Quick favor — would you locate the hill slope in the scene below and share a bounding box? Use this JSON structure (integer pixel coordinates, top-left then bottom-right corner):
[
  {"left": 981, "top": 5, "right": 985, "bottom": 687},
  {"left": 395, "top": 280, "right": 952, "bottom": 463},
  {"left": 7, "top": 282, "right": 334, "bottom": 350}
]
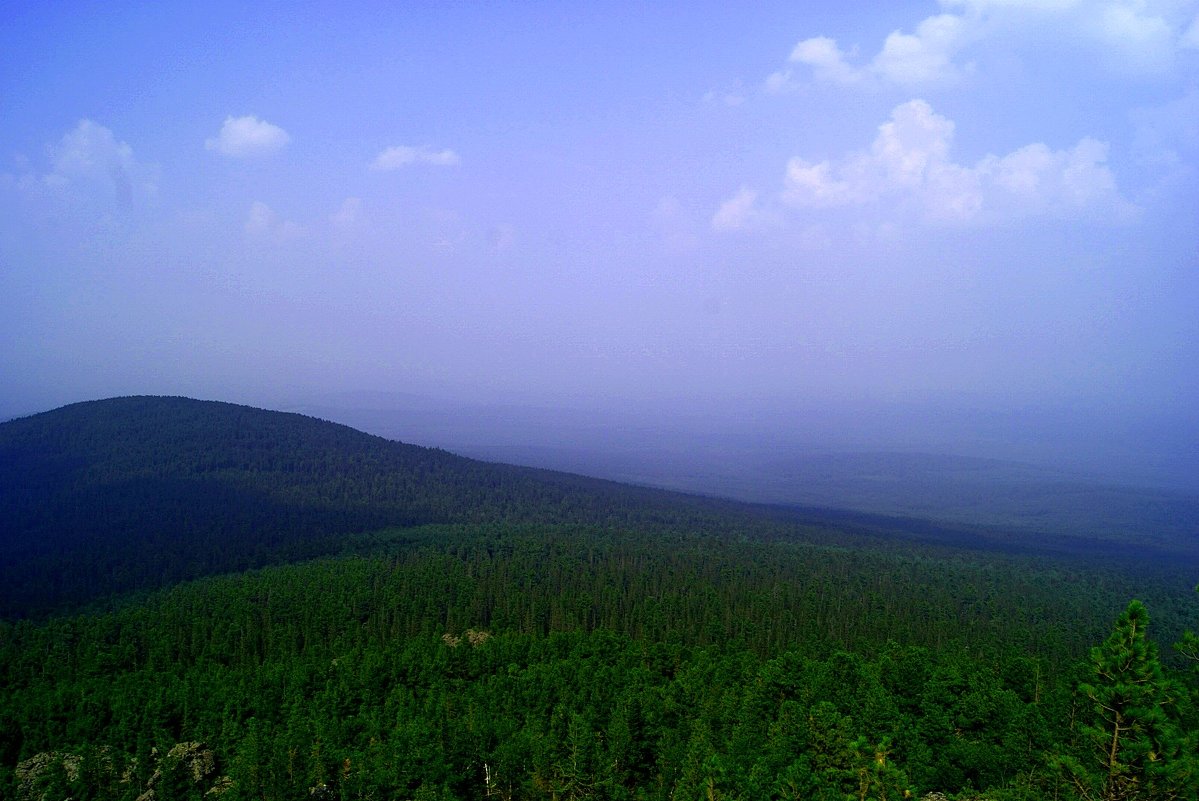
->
[
  {"left": 0, "top": 396, "right": 770, "bottom": 615},
  {"left": 2, "top": 396, "right": 1194, "bottom": 618}
]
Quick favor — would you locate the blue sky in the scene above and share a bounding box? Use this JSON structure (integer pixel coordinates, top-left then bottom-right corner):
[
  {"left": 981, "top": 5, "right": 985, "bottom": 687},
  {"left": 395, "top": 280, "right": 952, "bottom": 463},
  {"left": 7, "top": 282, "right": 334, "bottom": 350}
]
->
[{"left": 2, "top": 1, "right": 1197, "bottom": 477}]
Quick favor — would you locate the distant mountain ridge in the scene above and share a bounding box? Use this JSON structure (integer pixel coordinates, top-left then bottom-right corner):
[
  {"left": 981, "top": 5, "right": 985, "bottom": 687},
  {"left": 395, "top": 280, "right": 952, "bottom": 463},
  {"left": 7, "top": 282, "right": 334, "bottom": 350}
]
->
[{"left": 294, "top": 399, "right": 1199, "bottom": 546}]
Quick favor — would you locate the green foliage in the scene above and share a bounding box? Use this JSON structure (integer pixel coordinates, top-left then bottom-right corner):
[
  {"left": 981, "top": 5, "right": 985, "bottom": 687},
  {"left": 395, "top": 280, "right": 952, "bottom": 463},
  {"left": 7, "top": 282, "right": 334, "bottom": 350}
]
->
[
  {"left": 1054, "top": 600, "right": 1198, "bottom": 801},
  {"left": 1175, "top": 586, "right": 1199, "bottom": 673}
]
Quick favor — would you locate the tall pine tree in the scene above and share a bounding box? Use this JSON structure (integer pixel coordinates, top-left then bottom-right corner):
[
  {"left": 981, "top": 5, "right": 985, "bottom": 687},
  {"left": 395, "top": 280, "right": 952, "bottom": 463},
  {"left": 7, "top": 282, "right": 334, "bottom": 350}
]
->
[{"left": 1054, "top": 600, "right": 1196, "bottom": 801}]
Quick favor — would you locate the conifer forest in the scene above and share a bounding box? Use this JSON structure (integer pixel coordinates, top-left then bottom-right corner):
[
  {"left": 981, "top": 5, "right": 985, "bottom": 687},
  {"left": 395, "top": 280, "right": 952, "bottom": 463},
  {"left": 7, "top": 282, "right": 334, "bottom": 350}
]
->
[{"left": 2, "top": 398, "right": 1197, "bottom": 800}]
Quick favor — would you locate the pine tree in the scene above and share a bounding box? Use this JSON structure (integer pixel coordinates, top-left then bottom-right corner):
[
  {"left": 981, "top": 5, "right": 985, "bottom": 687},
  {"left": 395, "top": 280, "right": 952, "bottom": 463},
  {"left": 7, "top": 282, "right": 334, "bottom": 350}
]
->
[
  {"left": 1174, "top": 585, "right": 1199, "bottom": 668},
  {"left": 1054, "top": 600, "right": 1197, "bottom": 801}
]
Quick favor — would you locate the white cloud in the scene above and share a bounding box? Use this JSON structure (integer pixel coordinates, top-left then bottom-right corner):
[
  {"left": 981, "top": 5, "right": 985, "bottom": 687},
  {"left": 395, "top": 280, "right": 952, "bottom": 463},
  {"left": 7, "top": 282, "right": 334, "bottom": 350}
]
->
[
  {"left": 782, "top": 159, "right": 859, "bottom": 206},
  {"left": 876, "top": 14, "right": 973, "bottom": 85},
  {"left": 1092, "top": 4, "right": 1176, "bottom": 73},
  {"left": 989, "top": 137, "right": 1122, "bottom": 213},
  {"left": 371, "top": 145, "right": 461, "bottom": 170},
  {"left": 206, "top": 116, "right": 290, "bottom": 158},
  {"left": 939, "top": 0, "right": 1081, "bottom": 11},
  {"left": 782, "top": 101, "right": 962, "bottom": 211},
  {"left": 764, "top": 100, "right": 1131, "bottom": 225},
  {"left": 772, "top": 13, "right": 974, "bottom": 89},
  {"left": 774, "top": 20, "right": 971, "bottom": 89},
  {"left": 42, "top": 119, "right": 158, "bottom": 204},
  {"left": 789, "top": 37, "right": 863, "bottom": 84},
  {"left": 774, "top": 0, "right": 1195, "bottom": 88},
  {"left": 245, "top": 201, "right": 303, "bottom": 241},
  {"left": 711, "top": 187, "right": 780, "bottom": 231},
  {"left": 764, "top": 69, "right": 798, "bottom": 94},
  {"left": 873, "top": 99, "right": 956, "bottom": 185}
]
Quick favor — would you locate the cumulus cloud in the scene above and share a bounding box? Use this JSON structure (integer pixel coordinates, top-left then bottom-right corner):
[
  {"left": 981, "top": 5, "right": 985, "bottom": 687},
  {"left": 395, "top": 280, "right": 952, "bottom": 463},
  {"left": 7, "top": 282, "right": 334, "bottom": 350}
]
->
[
  {"left": 206, "top": 116, "right": 290, "bottom": 157},
  {"left": 711, "top": 187, "right": 781, "bottom": 232},
  {"left": 778, "top": 100, "right": 1129, "bottom": 223},
  {"left": 1093, "top": 4, "right": 1176, "bottom": 73},
  {"left": 767, "top": 37, "right": 865, "bottom": 91},
  {"left": 772, "top": 0, "right": 1194, "bottom": 89},
  {"left": 953, "top": 1, "right": 1080, "bottom": 8},
  {"left": 245, "top": 201, "right": 303, "bottom": 241},
  {"left": 880, "top": 13, "right": 978, "bottom": 84},
  {"left": 40, "top": 119, "right": 158, "bottom": 204},
  {"left": 770, "top": 14, "right": 973, "bottom": 89},
  {"left": 791, "top": 37, "right": 858, "bottom": 80},
  {"left": 717, "top": 100, "right": 1130, "bottom": 228},
  {"left": 371, "top": 145, "right": 460, "bottom": 170}
]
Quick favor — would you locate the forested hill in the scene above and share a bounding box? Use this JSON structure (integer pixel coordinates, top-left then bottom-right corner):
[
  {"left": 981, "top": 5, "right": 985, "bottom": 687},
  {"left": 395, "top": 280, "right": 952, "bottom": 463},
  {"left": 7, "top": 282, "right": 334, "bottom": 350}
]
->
[
  {"left": 2, "top": 396, "right": 1194, "bottom": 620},
  {"left": 0, "top": 395, "right": 757, "bottom": 616}
]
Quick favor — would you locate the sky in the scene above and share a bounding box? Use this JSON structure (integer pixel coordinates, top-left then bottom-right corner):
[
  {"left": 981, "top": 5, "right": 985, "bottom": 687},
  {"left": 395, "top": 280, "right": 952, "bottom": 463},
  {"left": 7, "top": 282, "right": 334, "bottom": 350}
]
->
[{"left": 2, "top": 1, "right": 1197, "bottom": 485}]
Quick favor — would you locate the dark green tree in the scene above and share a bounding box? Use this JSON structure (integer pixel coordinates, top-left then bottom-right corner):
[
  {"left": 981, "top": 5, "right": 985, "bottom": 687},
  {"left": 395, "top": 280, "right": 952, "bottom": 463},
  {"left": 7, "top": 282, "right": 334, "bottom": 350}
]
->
[
  {"left": 1054, "top": 600, "right": 1197, "bottom": 801},
  {"left": 1174, "top": 585, "right": 1199, "bottom": 669}
]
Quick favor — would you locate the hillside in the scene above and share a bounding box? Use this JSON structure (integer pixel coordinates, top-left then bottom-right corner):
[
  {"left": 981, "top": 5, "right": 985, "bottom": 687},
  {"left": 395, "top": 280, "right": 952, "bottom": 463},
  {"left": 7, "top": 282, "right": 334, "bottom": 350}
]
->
[
  {"left": 3, "top": 396, "right": 1196, "bottom": 619},
  {"left": 0, "top": 396, "right": 761, "bottom": 616}
]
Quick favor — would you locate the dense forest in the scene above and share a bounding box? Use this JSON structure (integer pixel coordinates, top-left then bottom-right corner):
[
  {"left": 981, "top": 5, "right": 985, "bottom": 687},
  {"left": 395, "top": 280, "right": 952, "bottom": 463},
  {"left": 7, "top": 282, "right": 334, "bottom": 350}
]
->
[{"left": 1, "top": 398, "right": 1197, "bottom": 800}]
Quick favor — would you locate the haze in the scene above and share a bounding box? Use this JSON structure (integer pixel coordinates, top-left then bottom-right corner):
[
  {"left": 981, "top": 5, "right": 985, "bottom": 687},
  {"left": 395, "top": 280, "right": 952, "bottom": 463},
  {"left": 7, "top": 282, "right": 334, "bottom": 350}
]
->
[{"left": 2, "top": 2, "right": 1197, "bottom": 492}]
